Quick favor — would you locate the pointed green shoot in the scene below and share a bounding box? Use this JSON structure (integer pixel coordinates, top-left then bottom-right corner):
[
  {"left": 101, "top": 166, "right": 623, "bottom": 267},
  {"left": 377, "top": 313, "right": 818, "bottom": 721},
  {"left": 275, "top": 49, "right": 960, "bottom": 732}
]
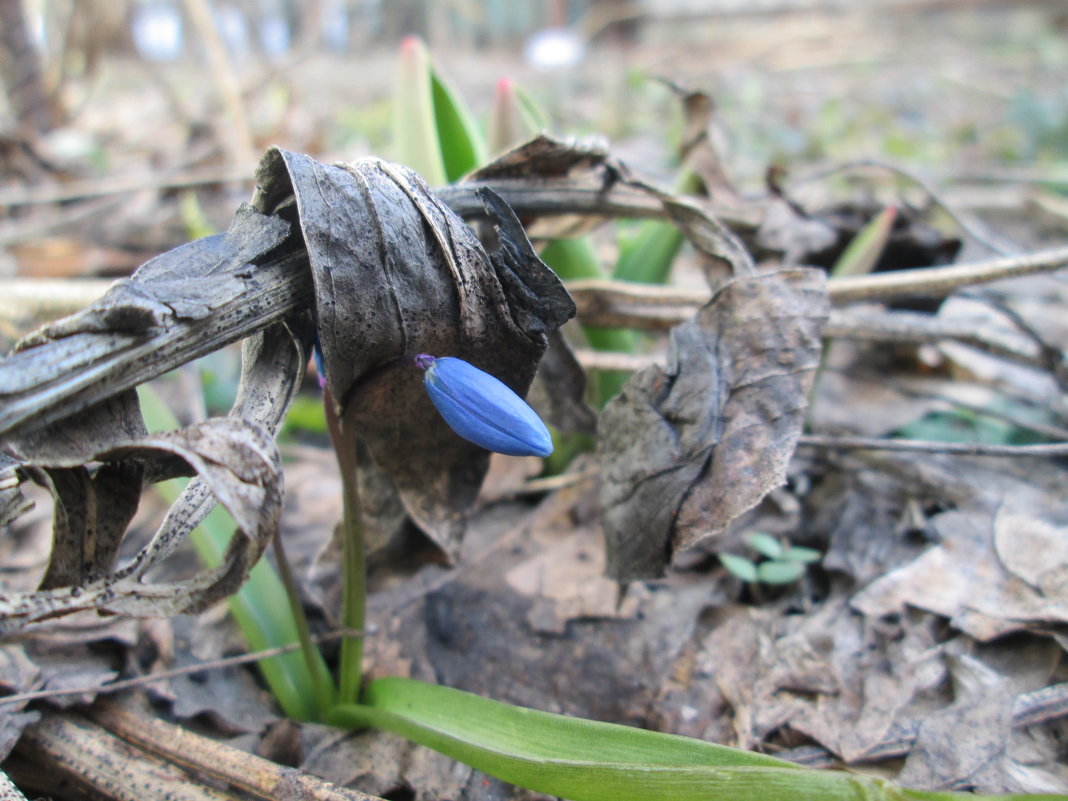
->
[
  {"left": 831, "top": 205, "right": 898, "bottom": 278},
  {"left": 430, "top": 65, "right": 487, "bottom": 181},
  {"left": 538, "top": 237, "right": 637, "bottom": 406},
  {"left": 392, "top": 35, "right": 447, "bottom": 187},
  {"left": 488, "top": 76, "right": 547, "bottom": 155}
]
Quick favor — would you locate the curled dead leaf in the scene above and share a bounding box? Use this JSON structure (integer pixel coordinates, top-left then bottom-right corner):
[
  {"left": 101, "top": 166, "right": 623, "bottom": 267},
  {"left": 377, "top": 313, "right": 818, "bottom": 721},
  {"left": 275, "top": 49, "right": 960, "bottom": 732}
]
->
[{"left": 599, "top": 268, "right": 828, "bottom": 582}]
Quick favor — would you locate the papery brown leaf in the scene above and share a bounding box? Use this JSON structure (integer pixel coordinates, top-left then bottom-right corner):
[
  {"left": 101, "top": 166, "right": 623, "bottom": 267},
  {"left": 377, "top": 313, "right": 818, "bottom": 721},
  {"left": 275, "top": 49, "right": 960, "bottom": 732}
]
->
[
  {"left": 599, "top": 268, "right": 828, "bottom": 581},
  {"left": 0, "top": 401, "right": 283, "bottom": 634},
  {"left": 851, "top": 490, "right": 1068, "bottom": 640},
  {"left": 252, "top": 149, "right": 574, "bottom": 556},
  {"left": 0, "top": 204, "right": 304, "bottom": 439}
]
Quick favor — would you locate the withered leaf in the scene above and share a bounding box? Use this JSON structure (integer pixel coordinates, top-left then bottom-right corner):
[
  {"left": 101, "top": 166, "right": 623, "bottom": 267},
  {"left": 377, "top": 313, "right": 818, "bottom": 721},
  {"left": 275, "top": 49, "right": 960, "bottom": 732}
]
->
[
  {"left": 851, "top": 490, "right": 1068, "bottom": 640},
  {"left": 0, "top": 315, "right": 302, "bottom": 637},
  {"left": 599, "top": 268, "right": 828, "bottom": 581},
  {"left": 0, "top": 204, "right": 306, "bottom": 439},
  {"left": 252, "top": 149, "right": 574, "bottom": 556}
]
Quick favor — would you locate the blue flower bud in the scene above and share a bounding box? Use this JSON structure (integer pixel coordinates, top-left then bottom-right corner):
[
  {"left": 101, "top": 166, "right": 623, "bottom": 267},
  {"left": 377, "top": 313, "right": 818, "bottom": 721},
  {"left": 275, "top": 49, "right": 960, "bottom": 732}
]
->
[{"left": 416, "top": 354, "right": 553, "bottom": 458}]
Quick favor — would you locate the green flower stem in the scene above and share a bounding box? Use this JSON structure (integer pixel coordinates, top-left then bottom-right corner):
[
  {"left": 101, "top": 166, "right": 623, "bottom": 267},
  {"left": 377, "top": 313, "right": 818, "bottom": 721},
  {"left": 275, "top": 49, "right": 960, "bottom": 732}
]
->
[{"left": 325, "top": 387, "right": 367, "bottom": 705}]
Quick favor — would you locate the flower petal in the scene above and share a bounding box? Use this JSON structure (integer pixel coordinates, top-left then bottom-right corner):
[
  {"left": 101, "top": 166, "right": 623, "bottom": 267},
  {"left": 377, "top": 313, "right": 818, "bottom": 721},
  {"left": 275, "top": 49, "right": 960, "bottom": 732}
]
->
[{"left": 421, "top": 356, "right": 552, "bottom": 457}]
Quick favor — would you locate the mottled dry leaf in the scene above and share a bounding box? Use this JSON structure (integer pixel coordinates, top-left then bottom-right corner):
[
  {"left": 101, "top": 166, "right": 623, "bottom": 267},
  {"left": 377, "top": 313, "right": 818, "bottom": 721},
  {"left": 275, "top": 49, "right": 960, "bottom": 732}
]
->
[
  {"left": 1, "top": 387, "right": 287, "bottom": 634},
  {"left": 994, "top": 511, "right": 1068, "bottom": 597},
  {"left": 696, "top": 600, "right": 945, "bottom": 761},
  {"left": 599, "top": 268, "right": 828, "bottom": 581},
  {"left": 851, "top": 492, "right": 1068, "bottom": 640},
  {"left": 252, "top": 149, "right": 574, "bottom": 557},
  {"left": 898, "top": 654, "right": 1066, "bottom": 795},
  {"left": 504, "top": 526, "right": 641, "bottom": 634}
]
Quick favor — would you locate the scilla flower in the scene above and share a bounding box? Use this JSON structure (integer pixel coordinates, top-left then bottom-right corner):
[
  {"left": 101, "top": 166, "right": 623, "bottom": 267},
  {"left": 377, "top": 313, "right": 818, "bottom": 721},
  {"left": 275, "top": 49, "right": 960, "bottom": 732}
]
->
[{"left": 415, "top": 354, "right": 553, "bottom": 458}]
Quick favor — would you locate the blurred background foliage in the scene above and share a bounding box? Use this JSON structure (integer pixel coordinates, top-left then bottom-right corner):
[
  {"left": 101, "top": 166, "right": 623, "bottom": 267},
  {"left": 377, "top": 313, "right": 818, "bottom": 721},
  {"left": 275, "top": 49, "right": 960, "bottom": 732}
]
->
[{"left": 3, "top": 0, "right": 1068, "bottom": 189}]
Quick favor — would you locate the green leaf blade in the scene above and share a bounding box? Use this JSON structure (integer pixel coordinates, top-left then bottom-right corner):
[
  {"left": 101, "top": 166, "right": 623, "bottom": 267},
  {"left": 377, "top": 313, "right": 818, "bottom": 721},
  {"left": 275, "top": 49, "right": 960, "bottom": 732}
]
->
[
  {"left": 757, "top": 560, "right": 806, "bottom": 585},
  {"left": 392, "top": 35, "right": 448, "bottom": 187},
  {"left": 430, "top": 66, "right": 487, "bottom": 181},
  {"left": 830, "top": 205, "right": 898, "bottom": 278},
  {"left": 745, "top": 531, "right": 784, "bottom": 560},
  {"left": 327, "top": 678, "right": 930, "bottom": 801}
]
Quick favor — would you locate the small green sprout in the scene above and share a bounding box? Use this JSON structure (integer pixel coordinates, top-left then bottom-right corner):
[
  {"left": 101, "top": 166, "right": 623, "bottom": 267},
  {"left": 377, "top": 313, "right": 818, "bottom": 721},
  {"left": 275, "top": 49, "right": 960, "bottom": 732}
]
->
[{"left": 719, "top": 532, "right": 822, "bottom": 586}]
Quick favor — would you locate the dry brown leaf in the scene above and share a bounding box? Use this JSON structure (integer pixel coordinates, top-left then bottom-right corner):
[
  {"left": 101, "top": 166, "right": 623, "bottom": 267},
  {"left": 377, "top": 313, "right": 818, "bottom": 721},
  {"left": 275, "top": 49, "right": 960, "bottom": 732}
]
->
[
  {"left": 851, "top": 491, "right": 1068, "bottom": 641},
  {"left": 599, "top": 267, "right": 828, "bottom": 581},
  {"left": 504, "top": 526, "right": 641, "bottom": 634},
  {"left": 253, "top": 150, "right": 574, "bottom": 558}
]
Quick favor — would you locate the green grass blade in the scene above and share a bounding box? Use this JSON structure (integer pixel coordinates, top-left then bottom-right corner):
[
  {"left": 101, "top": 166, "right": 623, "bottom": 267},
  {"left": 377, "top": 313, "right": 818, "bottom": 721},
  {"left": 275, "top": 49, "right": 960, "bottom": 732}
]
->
[
  {"left": 327, "top": 678, "right": 1048, "bottom": 801},
  {"left": 613, "top": 220, "right": 685, "bottom": 284},
  {"left": 539, "top": 237, "right": 636, "bottom": 405},
  {"left": 488, "top": 77, "right": 547, "bottom": 155},
  {"left": 513, "top": 84, "right": 550, "bottom": 133},
  {"left": 392, "top": 35, "right": 447, "bottom": 187},
  {"left": 430, "top": 65, "right": 487, "bottom": 181},
  {"left": 613, "top": 169, "right": 700, "bottom": 285},
  {"left": 831, "top": 205, "right": 898, "bottom": 278},
  {"left": 137, "top": 384, "right": 335, "bottom": 721},
  {"left": 718, "top": 553, "right": 759, "bottom": 583}
]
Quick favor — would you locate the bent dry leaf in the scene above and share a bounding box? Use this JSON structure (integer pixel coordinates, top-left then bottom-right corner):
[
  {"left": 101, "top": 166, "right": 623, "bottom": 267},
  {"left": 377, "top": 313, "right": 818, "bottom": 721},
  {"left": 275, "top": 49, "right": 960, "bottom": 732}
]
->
[
  {"left": 599, "top": 268, "right": 828, "bottom": 582},
  {"left": 0, "top": 398, "right": 283, "bottom": 635},
  {"left": 252, "top": 148, "right": 574, "bottom": 557}
]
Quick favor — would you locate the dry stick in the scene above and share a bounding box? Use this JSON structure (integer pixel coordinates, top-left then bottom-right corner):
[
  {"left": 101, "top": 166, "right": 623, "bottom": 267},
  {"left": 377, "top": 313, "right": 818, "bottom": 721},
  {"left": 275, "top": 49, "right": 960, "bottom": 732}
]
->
[
  {"left": 0, "top": 167, "right": 254, "bottom": 208},
  {"left": 182, "top": 0, "right": 256, "bottom": 170},
  {"left": 0, "top": 631, "right": 357, "bottom": 709},
  {"left": 89, "top": 697, "right": 380, "bottom": 801},
  {"left": 13, "top": 711, "right": 240, "bottom": 801},
  {"left": 788, "top": 157, "right": 1019, "bottom": 256},
  {"left": 0, "top": 769, "right": 28, "bottom": 801},
  {"left": 796, "top": 434, "right": 1068, "bottom": 458},
  {"left": 828, "top": 244, "right": 1068, "bottom": 303},
  {"left": 567, "top": 243, "right": 1068, "bottom": 320}
]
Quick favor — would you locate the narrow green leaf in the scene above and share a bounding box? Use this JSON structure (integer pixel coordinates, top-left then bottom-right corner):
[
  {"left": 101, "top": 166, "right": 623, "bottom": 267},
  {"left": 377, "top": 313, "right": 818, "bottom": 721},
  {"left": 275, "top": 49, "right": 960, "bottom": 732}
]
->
[
  {"left": 392, "top": 35, "right": 447, "bottom": 187},
  {"left": 488, "top": 77, "right": 548, "bottom": 155},
  {"left": 719, "top": 553, "right": 759, "bottom": 583},
  {"left": 612, "top": 169, "right": 700, "bottom": 285},
  {"left": 745, "top": 531, "right": 784, "bottom": 560},
  {"left": 513, "top": 84, "right": 550, "bottom": 132},
  {"left": 757, "top": 560, "right": 806, "bottom": 585},
  {"left": 430, "top": 65, "right": 487, "bottom": 181},
  {"left": 326, "top": 678, "right": 1015, "bottom": 801},
  {"left": 830, "top": 205, "right": 898, "bottom": 278},
  {"left": 613, "top": 220, "right": 685, "bottom": 284},
  {"left": 138, "top": 384, "right": 335, "bottom": 721},
  {"left": 539, "top": 237, "right": 636, "bottom": 406},
  {"left": 783, "top": 545, "right": 823, "bottom": 564}
]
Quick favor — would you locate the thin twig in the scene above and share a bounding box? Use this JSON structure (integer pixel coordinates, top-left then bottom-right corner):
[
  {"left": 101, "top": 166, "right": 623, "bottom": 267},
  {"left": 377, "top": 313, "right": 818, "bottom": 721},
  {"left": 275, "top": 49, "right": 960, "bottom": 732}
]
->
[
  {"left": 182, "top": 0, "right": 256, "bottom": 169},
  {"left": 789, "top": 157, "right": 1020, "bottom": 256},
  {"left": 797, "top": 434, "right": 1068, "bottom": 457},
  {"left": 0, "top": 630, "right": 358, "bottom": 709},
  {"left": 89, "top": 698, "right": 378, "bottom": 801},
  {"left": 0, "top": 168, "right": 253, "bottom": 208},
  {"left": 567, "top": 244, "right": 1068, "bottom": 320},
  {"left": 829, "top": 244, "right": 1068, "bottom": 303}
]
